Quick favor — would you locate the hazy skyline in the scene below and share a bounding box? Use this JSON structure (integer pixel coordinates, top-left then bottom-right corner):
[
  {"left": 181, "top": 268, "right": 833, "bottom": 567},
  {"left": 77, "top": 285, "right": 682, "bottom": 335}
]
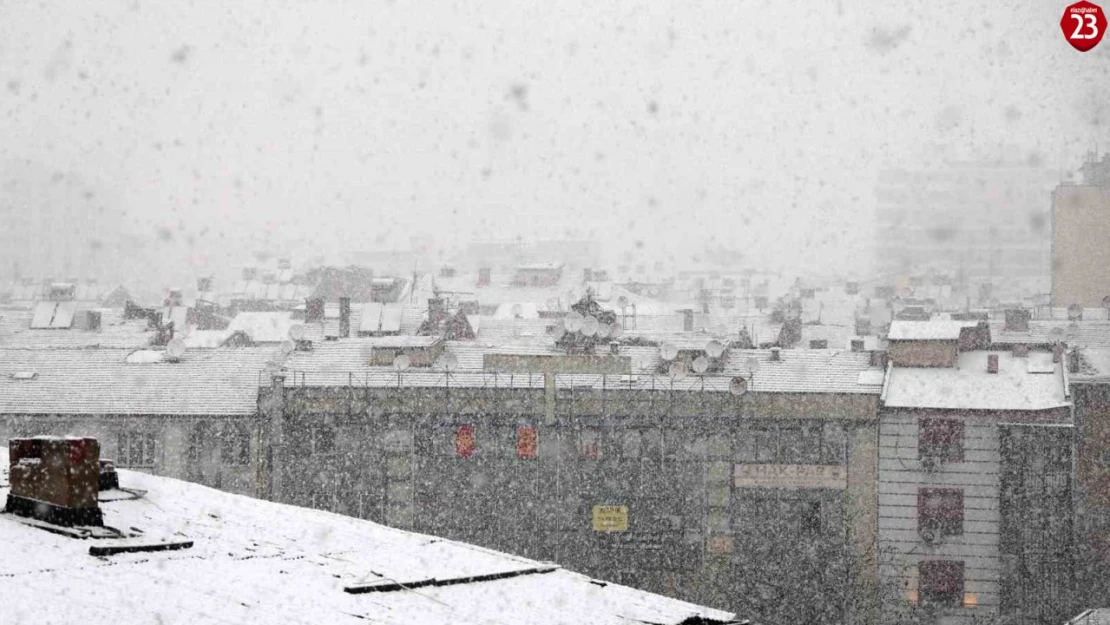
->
[{"left": 2, "top": 0, "right": 1108, "bottom": 285}]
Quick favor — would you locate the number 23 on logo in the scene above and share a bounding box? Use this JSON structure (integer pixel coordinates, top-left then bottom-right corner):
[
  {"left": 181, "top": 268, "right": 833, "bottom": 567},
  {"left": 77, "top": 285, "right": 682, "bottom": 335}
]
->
[{"left": 1061, "top": 1, "right": 1107, "bottom": 52}]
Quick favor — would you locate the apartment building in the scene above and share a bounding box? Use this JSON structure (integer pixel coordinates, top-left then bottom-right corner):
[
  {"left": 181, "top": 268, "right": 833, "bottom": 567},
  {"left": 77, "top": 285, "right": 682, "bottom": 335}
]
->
[{"left": 878, "top": 320, "right": 1074, "bottom": 625}]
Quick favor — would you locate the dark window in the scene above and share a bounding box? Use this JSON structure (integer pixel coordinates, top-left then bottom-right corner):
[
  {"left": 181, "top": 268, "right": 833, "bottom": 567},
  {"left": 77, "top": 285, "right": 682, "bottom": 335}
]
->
[
  {"left": 580, "top": 429, "right": 601, "bottom": 460},
  {"left": 516, "top": 425, "right": 538, "bottom": 459},
  {"left": 802, "top": 500, "right": 822, "bottom": 534},
  {"left": 118, "top": 432, "right": 156, "bottom": 468},
  {"left": 920, "top": 419, "right": 964, "bottom": 463},
  {"left": 315, "top": 425, "right": 336, "bottom": 454},
  {"left": 919, "top": 560, "right": 964, "bottom": 607},
  {"left": 221, "top": 423, "right": 251, "bottom": 465},
  {"left": 919, "top": 488, "right": 964, "bottom": 536}
]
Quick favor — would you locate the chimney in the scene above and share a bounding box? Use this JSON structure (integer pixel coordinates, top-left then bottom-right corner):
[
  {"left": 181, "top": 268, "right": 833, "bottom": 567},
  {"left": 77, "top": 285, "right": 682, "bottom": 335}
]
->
[
  {"left": 1053, "top": 343, "right": 1065, "bottom": 363},
  {"left": 583, "top": 268, "right": 593, "bottom": 283},
  {"left": 770, "top": 347, "right": 781, "bottom": 361},
  {"left": 1012, "top": 344, "right": 1029, "bottom": 358},
  {"left": 85, "top": 310, "right": 102, "bottom": 332},
  {"left": 869, "top": 350, "right": 889, "bottom": 368},
  {"left": 1004, "top": 309, "right": 1030, "bottom": 332},
  {"left": 987, "top": 354, "right": 999, "bottom": 374},
  {"left": 609, "top": 341, "right": 620, "bottom": 355},
  {"left": 242, "top": 266, "right": 259, "bottom": 281},
  {"left": 478, "top": 268, "right": 491, "bottom": 286},
  {"left": 339, "top": 297, "right": 351, "bottom": 338},
  {"left": 196, "top": 277, "right": 213, "bottom": 292},
  {"left": 305, "top": 298, "right": 325, "bottom": 323},
  {"left": 428, "top": 297, "right": 447, "bottom": 319},
  {"left": 682, "top": 309, "right": 694, "bottom": 332},
  {"left": 851, "top": 339, "right": 865, "bottom": 352},
  {"left": 1068, "top": 349, "right": 1080, "bottom": 374}
]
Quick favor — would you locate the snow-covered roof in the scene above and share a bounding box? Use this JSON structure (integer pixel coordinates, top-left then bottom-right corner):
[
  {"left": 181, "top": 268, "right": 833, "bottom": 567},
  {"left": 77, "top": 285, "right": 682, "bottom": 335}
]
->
[
  {"left": 882, "top": 351, "right": 1070, "bottom": 411},
  {"left": 0, "top": 449, "right": 735, "bottom": 625},
  {"left": 886, "top": 319, "right": 978, "bottom": 341},
  {"left": 0, "top": 347, "right": 280, "bottom": 415},
  {"left": 226, "top": 311, "right": 300, "bottom": 343},
  {"left": 282, "top": 343, "right": 884, "bottom": 395},
  {"left": 0, "top": 308, "right": 152, "bottom": 349},
  {"left": 989, "top": 319, "right": 1110, "bottom": 349}
]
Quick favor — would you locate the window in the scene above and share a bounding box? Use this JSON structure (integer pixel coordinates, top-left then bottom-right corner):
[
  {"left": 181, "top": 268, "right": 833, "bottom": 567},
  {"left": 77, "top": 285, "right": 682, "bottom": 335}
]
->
[
  {"left": 118, "top": 432, "right": 156, "bottom": 468},
  {"left": 455, "top": 425, "right": 476, "bottom": 458},
  {"left": 315, "top": 425, "right": 336, "bottom": 454},
  {"left": 919, "top": 488, "right": 964, "bottom": 536},
  {"left": 579, "top": 429, "right": 601, "bottom": 460},
  {"left": 919, "top": 560, "right": 964, "bottom": 607},
  {"left": 739, "top": 422, "right": 824, "bottom": 464},
  {"left": 221, "top": 423, "right": 251, "bottom": 465},
  {"left": 801, "top": 500, "right": 822, "bottom": 534},
  {"left": 516, "top": 425, "right": 538, "bottom": 459},
  {"left": 920, "top": 419, "right": 964, "bottom": 463}
]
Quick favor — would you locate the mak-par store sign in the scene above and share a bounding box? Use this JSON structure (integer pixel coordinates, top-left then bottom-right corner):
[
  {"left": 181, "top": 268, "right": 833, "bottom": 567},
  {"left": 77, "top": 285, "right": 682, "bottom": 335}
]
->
[{"left": 733, "top": 464, "right": 847, "bottom": 490}]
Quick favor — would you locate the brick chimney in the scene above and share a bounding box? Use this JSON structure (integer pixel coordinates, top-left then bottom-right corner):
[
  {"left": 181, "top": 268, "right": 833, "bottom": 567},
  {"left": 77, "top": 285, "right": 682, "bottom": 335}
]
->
[
  {"left": 1004, "top": 309, "right": 1030, "bottom": 332},
  {"left": 339, "top": 297, "right": 351, "bottom": 338},
  {"left": 770, "top": 347, "right": 781, "bottom": 361},
  {"left": 987, "top": 354, "right": 999, "bottom": 374}
]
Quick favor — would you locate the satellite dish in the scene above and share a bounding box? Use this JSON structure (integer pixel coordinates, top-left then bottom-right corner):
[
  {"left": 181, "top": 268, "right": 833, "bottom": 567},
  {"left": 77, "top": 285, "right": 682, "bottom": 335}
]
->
[
  {"left": 596, "top": 323, "right": 611, "bottom": 339},
  {"left": 511, "top": 303, "right": 524, "bottom": 317},
  {"left": 706, "top": 340, "right": 725, "bottom": 358},
  {"left": 581, "top": 315, "right": 599, "bottom": 336},
  {"left": 729, "top": 376, "right": 748, "bottom": 396},
  {"left": 660, "top": 343, "right": 678, "bottom": 361},
  {"left": 692, "top": 356, "right": 709, "bottom": 374},
  {"left": 617, "top": 295, "right": 629, "bottom": 308},
  {"left": 1049, "top": 326, "right": 1066, "bottom": 340},
  {"left": 1067, "top": 304, "right": 1083, "bottom": 321},
  {"left": 280, "top": 340, "right": 295, "bottom": 355},
  {"left": 288, "top": 324, "right": 306, "bottom": 341},
  {"left": 443, "top": 352, "right": 459, "bottom": 371},
  {"left": 746, "top": 357, "right": 761, "bottom": 375},
  {"left": 610, "top": 323, "right": 624, "bottom": 338},
  {"left": 393, "top": 354, "right": 411, "bottom": 371},
  {"left": 715, "top": 323, "right": 729, "bottom": 336},
  {"left": 565, "top": 311, "right": 583, "bottom": 332},
  {"left": 552, "top": 324, "right": 567, "bottom": 340},
  {"left": 669, "top": 361, "right": 688, "bottom": 380},
  {"left": 166, "top": 338, "right": 186, "bottom": 359}
]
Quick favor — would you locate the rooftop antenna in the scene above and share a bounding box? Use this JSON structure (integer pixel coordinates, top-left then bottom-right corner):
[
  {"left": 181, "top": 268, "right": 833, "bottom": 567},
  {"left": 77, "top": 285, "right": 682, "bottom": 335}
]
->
[
  {"left": 393, "top": 353, "right": 410, "bottom": 389},
  {"left": 443, "top": 351, "right": 458, "bottom": 394}
]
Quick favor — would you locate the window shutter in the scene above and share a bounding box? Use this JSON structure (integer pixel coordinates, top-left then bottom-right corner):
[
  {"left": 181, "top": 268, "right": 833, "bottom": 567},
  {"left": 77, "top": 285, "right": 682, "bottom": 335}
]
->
[
  {"left": 455, "top": 425, "right": 476, "bottom": 458},
  {"left": 516, "top": 426, "right": 538, "bottom": 459}
]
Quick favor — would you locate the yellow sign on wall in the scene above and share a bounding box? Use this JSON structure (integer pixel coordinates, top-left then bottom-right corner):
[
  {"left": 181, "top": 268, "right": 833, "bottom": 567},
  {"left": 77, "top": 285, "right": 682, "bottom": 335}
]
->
[{"left": 592, "top": 505, "right": 628, "bottom": 532}]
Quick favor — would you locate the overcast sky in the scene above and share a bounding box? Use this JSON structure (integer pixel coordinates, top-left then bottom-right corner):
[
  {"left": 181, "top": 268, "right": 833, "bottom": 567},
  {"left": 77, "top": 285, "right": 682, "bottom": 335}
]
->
[{"left": 2, "top": 0, "right": 1107, "bottom": 282}]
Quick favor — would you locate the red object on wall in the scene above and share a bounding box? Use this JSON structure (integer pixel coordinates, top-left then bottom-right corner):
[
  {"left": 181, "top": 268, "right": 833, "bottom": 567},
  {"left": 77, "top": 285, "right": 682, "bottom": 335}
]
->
[
  {"left": 455, "top": 425, "right": 476, "bottom": 458},
  {"left": 69, "top": 438, "right": 88, "bottom": 465},
  {"left": 517, "top": 426, "right": 538, "bottom": 459}
]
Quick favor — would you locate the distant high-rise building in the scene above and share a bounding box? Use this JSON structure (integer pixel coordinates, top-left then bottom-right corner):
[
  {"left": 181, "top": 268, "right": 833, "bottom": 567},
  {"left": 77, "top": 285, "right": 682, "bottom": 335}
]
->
[
  {"left": 1051, "top": 153, "right": 1110, "bottom": 308},
  {"left": 874, "top": 162, "right": 1058, "bottom": 293}
]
